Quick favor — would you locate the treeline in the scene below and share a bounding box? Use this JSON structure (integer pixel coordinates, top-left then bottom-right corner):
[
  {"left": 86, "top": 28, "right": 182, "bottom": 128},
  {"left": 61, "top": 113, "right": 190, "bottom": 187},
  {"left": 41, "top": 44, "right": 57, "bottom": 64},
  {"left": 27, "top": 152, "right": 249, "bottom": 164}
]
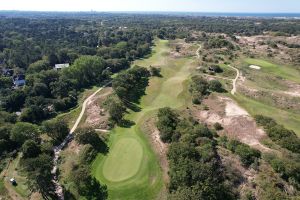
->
[{"left": 156, "top": 107, "right": 235, "bottom": 199}]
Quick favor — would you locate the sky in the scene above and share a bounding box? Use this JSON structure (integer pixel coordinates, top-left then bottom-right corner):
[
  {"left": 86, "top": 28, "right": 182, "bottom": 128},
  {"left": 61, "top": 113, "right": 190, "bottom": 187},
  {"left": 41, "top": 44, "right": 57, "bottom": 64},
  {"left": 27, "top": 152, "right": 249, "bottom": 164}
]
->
[{"left": 0, "top": 0, "right": 299, "bottom": 13}]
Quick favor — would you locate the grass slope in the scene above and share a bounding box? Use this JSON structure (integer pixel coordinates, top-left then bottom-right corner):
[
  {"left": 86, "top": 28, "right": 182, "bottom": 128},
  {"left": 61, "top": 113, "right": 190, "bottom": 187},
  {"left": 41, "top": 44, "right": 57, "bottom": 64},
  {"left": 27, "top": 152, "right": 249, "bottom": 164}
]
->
[{"left": 92, "top": 39, "right": 194, "bottom": 200}]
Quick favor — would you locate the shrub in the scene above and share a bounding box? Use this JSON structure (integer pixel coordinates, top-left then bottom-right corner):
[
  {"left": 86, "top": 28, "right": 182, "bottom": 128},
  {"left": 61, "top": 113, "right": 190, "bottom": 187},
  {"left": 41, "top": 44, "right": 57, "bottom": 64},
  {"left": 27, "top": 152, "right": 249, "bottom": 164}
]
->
[
  {"left": 214, "top": 122, "right": 223, "bottom": 130},
  {"left": 156, "top": 107, "right": 179, "bottom": 143},
  {"left": 209, "top": 80, "right": 223, "bottom": 92}
]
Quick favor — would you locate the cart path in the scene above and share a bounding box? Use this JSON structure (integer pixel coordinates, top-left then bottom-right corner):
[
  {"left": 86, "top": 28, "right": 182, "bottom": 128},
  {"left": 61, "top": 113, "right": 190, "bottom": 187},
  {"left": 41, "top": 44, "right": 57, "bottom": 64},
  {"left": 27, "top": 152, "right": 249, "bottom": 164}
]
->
[{"left": 229, "top": 65, "right": 240, "bottom": 95}]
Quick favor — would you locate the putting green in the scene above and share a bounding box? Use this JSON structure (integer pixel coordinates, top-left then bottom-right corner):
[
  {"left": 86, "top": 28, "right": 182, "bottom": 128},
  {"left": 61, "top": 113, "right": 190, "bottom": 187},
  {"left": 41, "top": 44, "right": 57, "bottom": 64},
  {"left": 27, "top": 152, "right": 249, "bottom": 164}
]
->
[{"left": 102, "top": 138, "right": 143, "bottom": 182}]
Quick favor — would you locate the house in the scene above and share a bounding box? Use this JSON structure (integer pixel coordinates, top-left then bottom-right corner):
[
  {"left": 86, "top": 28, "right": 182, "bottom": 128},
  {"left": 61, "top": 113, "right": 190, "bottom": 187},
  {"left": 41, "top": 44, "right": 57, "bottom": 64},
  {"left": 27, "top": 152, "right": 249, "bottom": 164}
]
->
[
  {"left": 13, "top": 75, "right": 26, "bottom": 87},
  {"left": 54, "top": 63, "right": 70, "bottom": 71}
]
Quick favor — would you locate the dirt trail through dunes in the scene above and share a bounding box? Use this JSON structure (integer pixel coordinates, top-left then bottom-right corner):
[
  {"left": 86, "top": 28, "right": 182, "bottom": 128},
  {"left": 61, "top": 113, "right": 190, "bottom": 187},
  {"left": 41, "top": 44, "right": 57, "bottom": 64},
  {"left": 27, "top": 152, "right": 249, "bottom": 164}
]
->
[
  {"left": 193, "top": 95, "right": 272, "bottom": 152},
  {"left": 229, "top": 65, "right": 239, "bottom": 95}
]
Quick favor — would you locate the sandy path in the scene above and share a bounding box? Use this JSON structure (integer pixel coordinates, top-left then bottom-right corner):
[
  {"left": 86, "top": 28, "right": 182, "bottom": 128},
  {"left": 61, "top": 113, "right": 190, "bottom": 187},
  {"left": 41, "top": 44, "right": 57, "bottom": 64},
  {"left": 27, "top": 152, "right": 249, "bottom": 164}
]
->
[{"left": 229, "top": 65, "right": 239, "bottom": 95}]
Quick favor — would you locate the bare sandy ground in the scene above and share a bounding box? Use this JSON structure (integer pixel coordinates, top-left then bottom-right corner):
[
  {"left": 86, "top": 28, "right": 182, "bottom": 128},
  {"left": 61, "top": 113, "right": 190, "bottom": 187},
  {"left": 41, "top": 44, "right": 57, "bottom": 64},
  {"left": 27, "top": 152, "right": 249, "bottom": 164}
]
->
[
  {"left": 193, "top": 95, "right": 271, "bottom": 152},
  {"left": 85, "top": 88, "right": 112, "bottom": 129}
]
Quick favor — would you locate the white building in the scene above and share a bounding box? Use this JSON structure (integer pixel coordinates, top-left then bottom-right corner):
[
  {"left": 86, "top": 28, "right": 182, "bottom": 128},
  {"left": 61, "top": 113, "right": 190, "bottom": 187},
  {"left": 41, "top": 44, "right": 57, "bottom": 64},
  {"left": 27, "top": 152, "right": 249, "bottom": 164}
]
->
[{"left": 54, "top": 63, "right": 70, "bottom": 71}]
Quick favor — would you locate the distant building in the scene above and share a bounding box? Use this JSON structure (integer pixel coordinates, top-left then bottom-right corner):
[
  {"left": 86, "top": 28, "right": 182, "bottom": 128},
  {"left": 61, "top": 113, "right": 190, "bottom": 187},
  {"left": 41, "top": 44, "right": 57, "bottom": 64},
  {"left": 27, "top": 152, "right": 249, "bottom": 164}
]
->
[
  {"left": 13, "top": 75, "right": 26, "bottom": 87},
  {"left": 54, "top": 63, "right": 70, "bottom": 71}
]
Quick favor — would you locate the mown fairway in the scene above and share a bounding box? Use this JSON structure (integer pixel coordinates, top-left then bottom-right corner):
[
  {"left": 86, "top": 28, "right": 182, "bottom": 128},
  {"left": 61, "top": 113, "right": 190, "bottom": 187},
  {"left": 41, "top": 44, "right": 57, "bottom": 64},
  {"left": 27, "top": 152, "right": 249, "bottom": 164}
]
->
[{"left": 92, "top": 40, "right": 194, "bottom": 199}]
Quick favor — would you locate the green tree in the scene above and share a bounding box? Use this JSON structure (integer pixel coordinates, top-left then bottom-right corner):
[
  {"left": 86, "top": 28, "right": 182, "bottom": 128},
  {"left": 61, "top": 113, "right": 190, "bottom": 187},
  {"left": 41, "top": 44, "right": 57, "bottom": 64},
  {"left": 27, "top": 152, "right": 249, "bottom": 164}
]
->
[
  {"left": 42, "top": 119, "right": 69, "bottom": 144},
  {"left": 157, "top": 107, "right": 179, "bottom": 143},
  {"left": 71, "top": 165, "right": 108, "bottom": 199},
  {"left": 21, "top": 140, "right": 41, "bottom": 158},
  {"left": 10, "top": 122, "right": 40, "bottom": 146},
  {"left": 27, "top": 59, "right": 51, "bottom": 73}
]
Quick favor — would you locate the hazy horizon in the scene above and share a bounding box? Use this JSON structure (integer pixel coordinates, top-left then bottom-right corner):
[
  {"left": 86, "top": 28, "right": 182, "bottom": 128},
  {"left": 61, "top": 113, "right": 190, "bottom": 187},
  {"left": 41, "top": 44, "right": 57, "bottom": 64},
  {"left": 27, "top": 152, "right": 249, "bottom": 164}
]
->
[{"left": 0, "top": 0, "right": 299, "bottom": 13}]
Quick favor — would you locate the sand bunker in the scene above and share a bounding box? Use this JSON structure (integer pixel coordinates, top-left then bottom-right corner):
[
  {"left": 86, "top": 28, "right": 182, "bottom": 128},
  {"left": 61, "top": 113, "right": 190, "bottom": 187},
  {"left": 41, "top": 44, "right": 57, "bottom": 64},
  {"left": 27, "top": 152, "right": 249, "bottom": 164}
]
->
[{"left": 249, "top": 65, "right": 261, "bottom": 70}]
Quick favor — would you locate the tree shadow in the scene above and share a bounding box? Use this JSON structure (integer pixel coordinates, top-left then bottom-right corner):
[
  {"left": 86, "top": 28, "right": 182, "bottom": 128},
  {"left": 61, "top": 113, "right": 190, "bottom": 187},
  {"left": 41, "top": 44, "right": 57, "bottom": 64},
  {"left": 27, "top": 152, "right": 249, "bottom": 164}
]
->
[
  {"left": 118, "top": 119, "right": 136, "bottom": 128},
  {"left": 93, "top": 138, "right": 109, "bottom": 155},
  {"left": 124, "top": 101, "right": 141, "bottom": 112}
]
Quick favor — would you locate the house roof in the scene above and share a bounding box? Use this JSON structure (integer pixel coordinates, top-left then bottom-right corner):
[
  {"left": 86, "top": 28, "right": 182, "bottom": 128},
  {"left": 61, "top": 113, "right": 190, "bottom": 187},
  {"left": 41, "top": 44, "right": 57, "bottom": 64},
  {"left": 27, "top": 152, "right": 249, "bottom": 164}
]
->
[{"left": 55, "top": 63, "right": 70, "bottom": 69}]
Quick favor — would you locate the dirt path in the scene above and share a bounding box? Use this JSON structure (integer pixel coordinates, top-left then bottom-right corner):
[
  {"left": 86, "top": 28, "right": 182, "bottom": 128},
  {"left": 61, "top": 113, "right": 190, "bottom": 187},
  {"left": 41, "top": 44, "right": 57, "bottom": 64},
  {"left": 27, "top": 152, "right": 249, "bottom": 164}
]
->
[
  {"left": 52, "top": 82, "right": 111, "bottom": 200},
  {"left": 229, "top": 65, "right": 239, "bottom": 95}
]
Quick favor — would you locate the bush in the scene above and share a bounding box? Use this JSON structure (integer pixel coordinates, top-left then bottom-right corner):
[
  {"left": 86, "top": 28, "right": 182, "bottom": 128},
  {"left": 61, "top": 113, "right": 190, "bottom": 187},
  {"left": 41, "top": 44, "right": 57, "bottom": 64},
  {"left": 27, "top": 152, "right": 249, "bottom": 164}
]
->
[
  {"left": 209, "top": 80, "right": 223, "bottom": 92},
  {"left": 149, "top": 66, "right": 161, "bottom": 77},
  {"left": 214, "top": 122, "right": 223, "bottom": 130},
  {"left": 227, "top": 140, "right": 261, "bottom": 167}
]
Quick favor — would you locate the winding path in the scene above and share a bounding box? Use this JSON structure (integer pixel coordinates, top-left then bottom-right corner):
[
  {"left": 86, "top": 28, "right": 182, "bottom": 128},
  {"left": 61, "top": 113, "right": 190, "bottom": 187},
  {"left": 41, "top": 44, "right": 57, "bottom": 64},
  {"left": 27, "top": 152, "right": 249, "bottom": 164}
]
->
[
  {"left": 229, "top": 65, "right": 240, "bottom": 95},
  {"left": 195, "top": 44, "right": 240, "bottom": 95},
  {"left": 52, "top": 82, "right": 111, "bottom": 200}
]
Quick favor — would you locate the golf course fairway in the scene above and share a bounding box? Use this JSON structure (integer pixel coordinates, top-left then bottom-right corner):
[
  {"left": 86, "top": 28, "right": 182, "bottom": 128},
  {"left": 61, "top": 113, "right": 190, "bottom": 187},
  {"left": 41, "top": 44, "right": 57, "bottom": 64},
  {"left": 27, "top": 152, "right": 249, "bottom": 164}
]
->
[{"left": 92, "top": 39, "right": 195, "bottom": 200}]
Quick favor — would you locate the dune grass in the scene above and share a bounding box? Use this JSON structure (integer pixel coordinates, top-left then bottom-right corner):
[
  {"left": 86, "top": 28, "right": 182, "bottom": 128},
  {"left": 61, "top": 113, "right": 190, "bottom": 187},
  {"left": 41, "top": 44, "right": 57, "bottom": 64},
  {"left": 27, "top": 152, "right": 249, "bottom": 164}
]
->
[{"left": 92, "top": 39, "right": 194, "bottom": 200}]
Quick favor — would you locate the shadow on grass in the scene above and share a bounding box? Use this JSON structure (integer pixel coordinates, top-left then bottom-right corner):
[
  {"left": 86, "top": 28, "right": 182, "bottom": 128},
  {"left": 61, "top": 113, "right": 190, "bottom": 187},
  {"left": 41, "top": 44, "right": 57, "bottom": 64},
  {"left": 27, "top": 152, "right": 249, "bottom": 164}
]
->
[
  {"left": 94, "top": 139, "right": 109, "bottom": 155},
  {"left": 118, "top": 119, "right": 136, "bottom": 128},
  {"left": 124, "top": 101, "right": 141, "bottom": 112}
]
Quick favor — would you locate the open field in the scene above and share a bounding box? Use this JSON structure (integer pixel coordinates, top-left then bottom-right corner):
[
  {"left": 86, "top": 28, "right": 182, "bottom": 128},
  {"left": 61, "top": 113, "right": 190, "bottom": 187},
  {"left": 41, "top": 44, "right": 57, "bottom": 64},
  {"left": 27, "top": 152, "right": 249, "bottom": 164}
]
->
[{"left": 92, "top": 39, "right": 195, "bottom": 199}]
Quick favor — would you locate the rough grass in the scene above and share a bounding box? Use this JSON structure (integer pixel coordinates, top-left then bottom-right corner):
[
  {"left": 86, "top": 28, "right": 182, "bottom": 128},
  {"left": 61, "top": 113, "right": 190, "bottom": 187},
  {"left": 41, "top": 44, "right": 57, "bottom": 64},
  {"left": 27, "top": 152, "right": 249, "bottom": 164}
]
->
[
  {"left": 3, "top": 155, "right": 30, "bottom": 199},
  {"left": 92, "top": 39, "right": 195, "bottom": 200}
]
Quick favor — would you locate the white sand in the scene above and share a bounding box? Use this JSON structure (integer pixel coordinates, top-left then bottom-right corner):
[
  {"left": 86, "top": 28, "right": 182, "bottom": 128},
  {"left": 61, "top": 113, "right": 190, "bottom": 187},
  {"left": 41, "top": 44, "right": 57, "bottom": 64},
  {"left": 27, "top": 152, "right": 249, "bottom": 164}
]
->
[{"left": 249, "top": 65, "right": 261, "bottom": 70}]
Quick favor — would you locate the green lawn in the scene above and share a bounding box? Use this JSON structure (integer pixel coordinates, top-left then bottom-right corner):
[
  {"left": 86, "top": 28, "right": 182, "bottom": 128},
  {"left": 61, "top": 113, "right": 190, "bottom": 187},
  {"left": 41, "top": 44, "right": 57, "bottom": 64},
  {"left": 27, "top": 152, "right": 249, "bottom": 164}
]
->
[
  {"left": 92, "top": 39, "right": 194, "bottom": 200},
  {"left": 244, "top": 58, "right": 300, "bottom": 84},
  {"left": 102, "top": 138, "right": 143, "bottom": 182}
]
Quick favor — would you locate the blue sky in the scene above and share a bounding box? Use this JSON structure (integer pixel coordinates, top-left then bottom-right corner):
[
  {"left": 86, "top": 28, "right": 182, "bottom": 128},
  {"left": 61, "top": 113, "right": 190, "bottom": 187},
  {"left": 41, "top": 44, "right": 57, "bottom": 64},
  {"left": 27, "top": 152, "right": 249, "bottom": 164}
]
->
[{"left": 0, "top": 0, "right": 299, "bottom": 13}]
